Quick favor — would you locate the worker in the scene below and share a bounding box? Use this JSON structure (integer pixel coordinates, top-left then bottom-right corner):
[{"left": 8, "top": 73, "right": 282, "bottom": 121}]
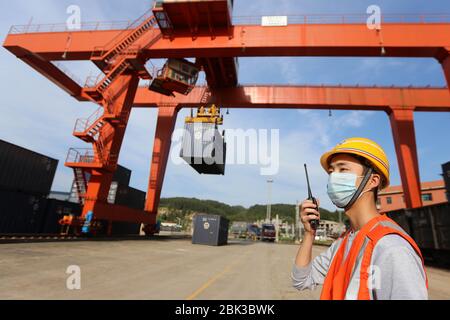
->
[{"left": 291, "top": 137, "right": 428, "bottom": 300}]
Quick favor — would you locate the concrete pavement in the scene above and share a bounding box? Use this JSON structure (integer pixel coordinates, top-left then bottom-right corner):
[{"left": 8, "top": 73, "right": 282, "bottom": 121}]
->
[{"left": 0, "top": 236, "right": 448, "bottom": 300}]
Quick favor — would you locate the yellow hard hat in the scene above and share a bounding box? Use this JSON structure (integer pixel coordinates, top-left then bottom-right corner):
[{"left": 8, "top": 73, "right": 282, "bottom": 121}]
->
[{"left": 320, "top": 137, "right": 390, "bottom": 189}]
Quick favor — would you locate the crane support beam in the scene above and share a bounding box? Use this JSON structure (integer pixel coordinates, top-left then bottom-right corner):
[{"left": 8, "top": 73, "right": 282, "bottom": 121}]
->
[
  {"left": 4, "top": 24, "right": 450, "bottom": 60},
  {"left": 388, "top": 107, "right": 423, "bottom": 209},
  {"left": 133, "top": 86, "right": 450, "bottom": 112},
  {"left": 5, "top": 23, "right": 450, "bottom": 93},
  {"left": 439, "top": 47, "right": 450, "bottom": 89},
  {"left": 145, "top": 105, "right": 179, "bottom": 215},
  {"left": 9, "top": 48, "right": 85, "bottom": 99},
  {"left": 82, "top": 74, "right": 140, "bottom": 221}
]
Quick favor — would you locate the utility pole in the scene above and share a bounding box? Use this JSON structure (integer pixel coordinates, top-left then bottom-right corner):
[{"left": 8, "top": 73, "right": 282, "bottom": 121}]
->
[
  {"left": 275, "top": 214, "right": 279, "bottom": 242},
  {"left": 266, "top": 179, "right": 274, "bottom": 222}
]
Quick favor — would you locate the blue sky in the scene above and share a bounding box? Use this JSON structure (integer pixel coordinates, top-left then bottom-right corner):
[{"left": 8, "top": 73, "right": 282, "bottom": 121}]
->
[{"left": 0, "top": 0, "right": 449, "bottom": 211}]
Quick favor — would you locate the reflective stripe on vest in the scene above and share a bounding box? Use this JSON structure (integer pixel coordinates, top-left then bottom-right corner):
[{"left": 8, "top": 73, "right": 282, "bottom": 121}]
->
[{"left": 320, "top": 214, "right": 428, "bottom": 300}]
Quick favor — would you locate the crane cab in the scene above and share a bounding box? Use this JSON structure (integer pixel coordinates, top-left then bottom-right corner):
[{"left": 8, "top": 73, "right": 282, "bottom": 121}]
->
[{"left": 149, "top": 58, "right": 199, "bottom": 96}]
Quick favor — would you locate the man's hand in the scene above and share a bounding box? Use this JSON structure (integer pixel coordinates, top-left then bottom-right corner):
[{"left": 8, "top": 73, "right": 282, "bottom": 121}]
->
[{"left": 299, "top": 199, "right": 320, "bottom": 234}]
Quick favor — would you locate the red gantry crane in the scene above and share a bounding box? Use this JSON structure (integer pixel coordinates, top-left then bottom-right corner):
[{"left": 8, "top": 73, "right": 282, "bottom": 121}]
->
[{"left": 3, "top": 0, "right": 450, "bottom": 235}]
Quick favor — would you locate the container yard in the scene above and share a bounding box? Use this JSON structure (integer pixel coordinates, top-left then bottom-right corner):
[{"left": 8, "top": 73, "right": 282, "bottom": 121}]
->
[{"left": 1, "top": 0, "right": 450, "bottom": 306}]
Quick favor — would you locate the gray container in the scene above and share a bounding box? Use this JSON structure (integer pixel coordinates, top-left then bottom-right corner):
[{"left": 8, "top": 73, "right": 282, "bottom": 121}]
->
[
  {"left": 180, "top": 123, "right": 226, "bottom": 175},
  {"left": 0, "top": 139, "right": 58, "bottom": 195},
  {"left": 192, "top": 214, "right": 229, "bottom": 246},
  {"left": 0, "top": 190, "right": 47, "bottom": 234}
]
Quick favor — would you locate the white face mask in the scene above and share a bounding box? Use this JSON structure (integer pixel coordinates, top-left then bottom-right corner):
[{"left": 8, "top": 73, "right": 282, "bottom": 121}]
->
[{"left": 327, "top": 172, "right": 372, "bottom": 208}]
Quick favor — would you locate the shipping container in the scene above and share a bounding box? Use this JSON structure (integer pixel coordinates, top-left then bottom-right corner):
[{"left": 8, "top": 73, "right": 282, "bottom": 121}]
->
[
  {"left": 387, "top": 202, "right": 450, "bottom": 264},
  {"left": 0, "top": 190, "right": 47, "bottom": 234},
  {"left": 0, "top": 139, "right": 58, "bottom": 195},
  {"left": 108, "top": 221, "right": 142, "bottom": 236},
  {"left": 442, "top": 161, "right": 450, "bottom": 200},
  {"left": 40, "top": 199, "right": 81, "bottom": 234},
  {"left": 192, "top": 214, "right": 229, "bottom": 246},
  {"left": 107, "top": 182, "right": 146, "bottom": 209},
  {"left": 49, "top": 191, "right": 71, "bottom": 201},
  {"left": 68, "top": 164, "right": 133, "bottom": 203},
  {"left": 106, "top": 182, "right": 146, "bottom": 235},
  {"left": 180, "top": 123, "right": 226, "bottom": 175},
  {"left": 113, "top": 165, "right": 132, "bottom": 186}
]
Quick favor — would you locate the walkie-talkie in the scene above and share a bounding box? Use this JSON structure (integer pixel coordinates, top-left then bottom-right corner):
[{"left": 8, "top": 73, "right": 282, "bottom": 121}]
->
[{"left": 304, "top": 164, "right": 319, "bottom": 230}]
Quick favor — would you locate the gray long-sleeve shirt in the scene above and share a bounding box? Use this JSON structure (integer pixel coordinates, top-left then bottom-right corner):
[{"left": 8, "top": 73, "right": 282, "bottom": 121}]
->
[{"left": 291, "top": 231, "right": 428, "bottom": 300}]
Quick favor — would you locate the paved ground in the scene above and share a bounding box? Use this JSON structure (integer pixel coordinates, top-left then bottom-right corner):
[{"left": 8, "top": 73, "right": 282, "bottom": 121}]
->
[{"left": 0, "top": 235, "right": 449, "bottom": 300}]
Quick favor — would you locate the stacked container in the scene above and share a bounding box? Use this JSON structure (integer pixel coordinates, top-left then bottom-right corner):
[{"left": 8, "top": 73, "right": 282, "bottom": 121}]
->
[
  {"left": 0, "top": 139, "right": 58, "bottom": 195},
  {"left": 0, "top": 140, "right": 58, "bottom": 234}
]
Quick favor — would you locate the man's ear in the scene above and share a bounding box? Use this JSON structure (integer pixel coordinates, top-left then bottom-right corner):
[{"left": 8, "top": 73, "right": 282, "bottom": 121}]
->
[{"left": 369, "top": 173, "right": 381, "bottom": 190}]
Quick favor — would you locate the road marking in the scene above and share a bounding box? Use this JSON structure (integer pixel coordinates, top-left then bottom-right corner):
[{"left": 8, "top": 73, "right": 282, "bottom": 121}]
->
[{"left": 185, "top": 257, "right": 243, "bottom": 300}]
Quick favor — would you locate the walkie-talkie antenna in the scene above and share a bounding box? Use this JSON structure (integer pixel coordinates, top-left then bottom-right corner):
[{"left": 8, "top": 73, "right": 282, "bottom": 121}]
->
[
  {"left": 304, "top": 164, "right": 313, "bottom": 199},
  {"left": 304, "top": 163, "right": 319, "bottom": 230}
]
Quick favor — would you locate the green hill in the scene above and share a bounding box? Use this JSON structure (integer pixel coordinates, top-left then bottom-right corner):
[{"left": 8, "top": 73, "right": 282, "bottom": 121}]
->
[{"left": 158, "top": 197, "right": 342, "bottom": 224}]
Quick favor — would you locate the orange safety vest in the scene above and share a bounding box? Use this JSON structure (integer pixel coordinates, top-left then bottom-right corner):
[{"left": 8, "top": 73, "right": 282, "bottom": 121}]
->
[{"left": 320, "top": 214, "right": 428, "bottom": 300}]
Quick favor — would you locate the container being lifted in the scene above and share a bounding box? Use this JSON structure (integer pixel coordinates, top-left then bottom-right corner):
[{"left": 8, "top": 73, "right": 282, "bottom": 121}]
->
[
  {"left": 149, "top": 58, "right": 199, "bottom": 96},
  {"left": 180, "top": 105, "right": 226, "bottom": 175}
]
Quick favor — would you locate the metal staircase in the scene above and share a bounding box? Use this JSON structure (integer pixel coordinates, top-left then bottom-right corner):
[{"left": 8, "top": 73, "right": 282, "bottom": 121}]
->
[
  {"left": 84, "top": 58, "right": 132, "bottom": 101},
  {"left": 84, "top": 11, "right": 159, "bottom": 102},
  {"left": 99, "top": 15, "right": 157, "bottom": 64},
  {"left": 73, "top": 107, "right": 106, "bottom": 142},
  {"left": 67, "top": 10, "right": 160, "bottom": 193},
  {"left": 73, "top": 167, "right": 88, "bottom": 204}
]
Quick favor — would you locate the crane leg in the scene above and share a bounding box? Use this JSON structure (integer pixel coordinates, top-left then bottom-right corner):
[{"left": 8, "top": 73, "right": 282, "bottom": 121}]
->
[
  {"left": 82, "top": 74, "right": 140, "bottom": 229},
  {"left": 144, "top": 104, "right": 179, "bottom": 234},
  {"left": 388, "top": 107, "right": 423, "bottom": 209}
]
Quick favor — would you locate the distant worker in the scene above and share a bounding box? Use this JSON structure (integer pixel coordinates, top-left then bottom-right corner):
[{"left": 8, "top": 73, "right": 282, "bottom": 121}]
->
[{"left": 291, "top": 137, "right": 428, "bottom": 300}]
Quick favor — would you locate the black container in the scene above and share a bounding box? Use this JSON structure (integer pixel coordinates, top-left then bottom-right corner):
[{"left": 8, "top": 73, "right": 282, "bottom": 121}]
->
[
  {"left": 192, "top": 214, "right": 229, "bottom": 246},
  {"left": 108, "top": 182, "right": 146, "bottom": 210},
  {"left": 69, "top": 164, "right": 133, "bottom": 203},
  {"left": 0, "top": 139, "right": 58, "bottom": 195},
  {"left": 428, "top": 202, "right": 450, "bottom": 251},
  {"left": 40, "top": 199, "right": 81, "bottom": 234},
  {"left": 109, "top": 221, "right": 142, "bottom": 236},
  {"left": 106, "top": 182, "right": 146, "bottom": 235},
  {"left": 113, "top": 165, "right": 132, "bottom": 187},
  {"left": 388, "top": 202, "right": 450, "bottom": 251},
  {"left": 0, "top": 190, "right": 47, "bottom": 234},
  {"left": 115, "top": 185, "right": 146, "bottom": 210}
]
